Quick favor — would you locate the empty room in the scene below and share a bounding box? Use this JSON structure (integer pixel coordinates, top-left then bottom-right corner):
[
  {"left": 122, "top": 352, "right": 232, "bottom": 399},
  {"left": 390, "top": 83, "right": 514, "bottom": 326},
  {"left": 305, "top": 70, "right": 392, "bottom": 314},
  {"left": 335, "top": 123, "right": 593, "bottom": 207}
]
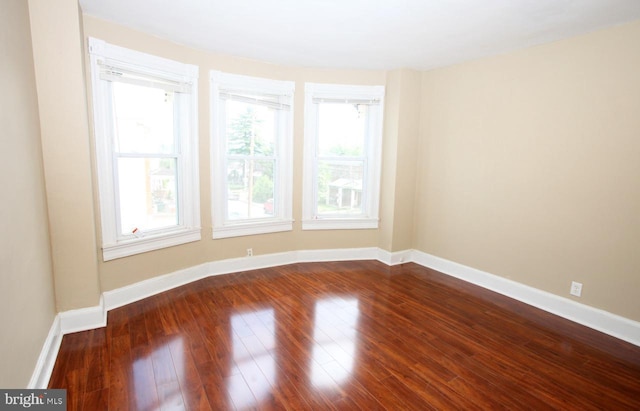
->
[{"left": 2, "top": 0, "right": 639, "bottom": 409}]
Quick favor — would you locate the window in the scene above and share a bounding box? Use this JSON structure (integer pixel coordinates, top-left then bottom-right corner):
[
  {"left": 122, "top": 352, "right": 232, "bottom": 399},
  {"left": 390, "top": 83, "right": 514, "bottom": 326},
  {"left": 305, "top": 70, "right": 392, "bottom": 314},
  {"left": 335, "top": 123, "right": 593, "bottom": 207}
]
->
[
  {"left": 303, "top": 83, "right": 385, "bottom": 230},
  {"left": 88, "top": 38, "right": 200, "bottom": 261},
  {"left": 210, "top": 71, "right": 294, "bottom": 238}
]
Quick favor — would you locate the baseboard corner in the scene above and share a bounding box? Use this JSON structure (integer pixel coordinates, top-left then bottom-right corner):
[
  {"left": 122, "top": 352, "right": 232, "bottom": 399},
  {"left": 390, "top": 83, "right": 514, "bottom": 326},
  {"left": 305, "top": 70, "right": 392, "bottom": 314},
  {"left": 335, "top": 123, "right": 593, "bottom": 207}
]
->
[{"left": 58, "top": 296, "right": 106, "bottom": 335}]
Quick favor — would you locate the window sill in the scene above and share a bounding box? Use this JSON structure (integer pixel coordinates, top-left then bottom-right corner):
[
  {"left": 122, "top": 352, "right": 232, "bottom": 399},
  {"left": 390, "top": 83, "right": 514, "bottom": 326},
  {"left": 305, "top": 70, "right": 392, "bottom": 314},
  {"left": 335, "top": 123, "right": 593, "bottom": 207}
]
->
[
  {"left": 213, "top": 219, "right": 293, "bottom": 239},
  {"left": 102, "top": 227, "right": 201, "bottom": 261},
  {"left": 302, "top": 218, "right": 379, "bottom": 231}
]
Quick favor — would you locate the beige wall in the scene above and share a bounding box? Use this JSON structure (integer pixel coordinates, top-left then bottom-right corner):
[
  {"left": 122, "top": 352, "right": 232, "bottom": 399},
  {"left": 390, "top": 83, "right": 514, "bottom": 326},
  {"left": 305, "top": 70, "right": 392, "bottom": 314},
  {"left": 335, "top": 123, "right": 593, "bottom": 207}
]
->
[
  {"left": 379, "top": 69, "right": 421, "bottom": 252},
  {"left": 0, "top": 0, "right": 57, "bottom": 387},
  {"left": 416, "top": 20, "right": 640, "bottom": 321},
  {"left": 29, "top": 0, "right": 101, "bottom": 311},
  {"left": 82, "top": 16, "right": 389, "bottom": 292}
]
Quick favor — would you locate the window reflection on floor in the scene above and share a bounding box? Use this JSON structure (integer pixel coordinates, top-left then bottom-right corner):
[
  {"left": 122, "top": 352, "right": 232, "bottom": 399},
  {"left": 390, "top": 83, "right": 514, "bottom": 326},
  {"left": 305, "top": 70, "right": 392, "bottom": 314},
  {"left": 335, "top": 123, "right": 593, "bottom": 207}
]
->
[
  {"left": 132, "top": 336, "right": 185, "bottom": 410},
  {"left": 229, "top": 308, "right": 276, "bottom": 409},
  {"left": 311, "top": 297, "right": 360, "bottom": 389}
]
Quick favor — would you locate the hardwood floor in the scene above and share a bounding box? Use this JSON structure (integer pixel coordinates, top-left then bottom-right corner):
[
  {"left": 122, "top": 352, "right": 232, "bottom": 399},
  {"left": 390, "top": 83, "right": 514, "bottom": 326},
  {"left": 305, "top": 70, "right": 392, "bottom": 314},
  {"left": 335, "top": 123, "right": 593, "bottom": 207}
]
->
[{"left": 48, "top": 261, "right": 640, "bottom": 410}]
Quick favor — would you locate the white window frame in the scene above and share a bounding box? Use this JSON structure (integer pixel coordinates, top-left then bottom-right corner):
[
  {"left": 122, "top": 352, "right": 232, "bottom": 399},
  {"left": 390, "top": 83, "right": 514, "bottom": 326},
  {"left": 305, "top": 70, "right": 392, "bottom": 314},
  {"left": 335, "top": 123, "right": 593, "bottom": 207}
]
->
[
  {"left": 88, "top": 37, "right": 200, "bottom": 261},
  {"left": 303, "top": 83, "right": 385, "bottom": 230},
  {"left": 210, "top": 71, "right": 294, "bottom": 239}
]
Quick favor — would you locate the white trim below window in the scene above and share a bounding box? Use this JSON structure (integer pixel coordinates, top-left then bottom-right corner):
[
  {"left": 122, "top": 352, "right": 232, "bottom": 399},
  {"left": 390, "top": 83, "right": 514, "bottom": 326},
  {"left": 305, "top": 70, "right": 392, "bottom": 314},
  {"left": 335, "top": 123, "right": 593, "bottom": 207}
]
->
[
  {"left": 102, "top": 227, "right": 201, "bottom": 260},
  {"left": 301, "top": 218, "right": 380, "bottom": 231},
  {"left": 212, "top": 220, "right": 294, "bottom": 239}
]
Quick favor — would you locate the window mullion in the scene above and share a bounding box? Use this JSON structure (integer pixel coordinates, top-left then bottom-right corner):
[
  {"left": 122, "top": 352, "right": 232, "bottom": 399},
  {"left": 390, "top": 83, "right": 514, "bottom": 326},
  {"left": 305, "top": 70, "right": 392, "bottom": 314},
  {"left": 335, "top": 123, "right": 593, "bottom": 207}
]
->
[
  {"left": 115, "top": 152, "right": 179, "bottom": 158},
  {"left": 227, "top": 155, "right": 276, "bottom": 161},
  {"left": 317, "top": 155, "right": 366, "bottom": 162}
]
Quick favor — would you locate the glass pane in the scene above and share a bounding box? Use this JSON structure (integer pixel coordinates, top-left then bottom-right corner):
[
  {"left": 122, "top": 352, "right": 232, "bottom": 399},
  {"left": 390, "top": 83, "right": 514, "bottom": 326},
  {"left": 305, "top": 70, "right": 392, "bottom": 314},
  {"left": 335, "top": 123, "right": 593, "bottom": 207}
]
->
[
  {"left": 112, "top": 82, "right": 175, "bottom": 154},
  {"left": 316, "top": 160, "right": 364, "bottom": 216},
  {"left": 117, "top": 157, "right": 178, "bottom": 234},
  {"left": 318, "top": 103, "right": 367, "bottom": 157},
  {"left": 227, "top": 159, "right": 275, "bottom": 220},
  {"left": 225, "top": 100, "right": 276, "bottom": 156}
]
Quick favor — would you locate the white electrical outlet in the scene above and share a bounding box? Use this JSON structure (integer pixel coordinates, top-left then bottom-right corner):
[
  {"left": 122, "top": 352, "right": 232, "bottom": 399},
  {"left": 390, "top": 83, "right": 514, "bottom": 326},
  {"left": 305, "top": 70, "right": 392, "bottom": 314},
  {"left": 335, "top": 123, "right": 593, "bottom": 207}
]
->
[
  {"left": 570, "top": 281, "right": 583, "bottom": 297},
  {"left": 247, "top": 248, "right": 253, "bottom": 257}
]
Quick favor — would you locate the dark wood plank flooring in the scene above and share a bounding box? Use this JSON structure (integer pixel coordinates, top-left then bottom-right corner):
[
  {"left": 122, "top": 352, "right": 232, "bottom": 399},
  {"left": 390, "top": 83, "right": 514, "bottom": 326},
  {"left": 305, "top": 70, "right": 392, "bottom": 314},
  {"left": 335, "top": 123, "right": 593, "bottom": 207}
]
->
[{"left": 49, "top": 261, "right": 640, "bottom": 410}]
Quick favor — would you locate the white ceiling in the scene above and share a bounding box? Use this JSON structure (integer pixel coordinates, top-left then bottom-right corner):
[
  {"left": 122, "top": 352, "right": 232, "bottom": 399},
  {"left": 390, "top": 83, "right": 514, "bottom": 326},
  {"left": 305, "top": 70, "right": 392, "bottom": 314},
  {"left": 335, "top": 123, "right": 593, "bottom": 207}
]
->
[{"left": 79, "top": 0, "right": 640, "bottom": 71}]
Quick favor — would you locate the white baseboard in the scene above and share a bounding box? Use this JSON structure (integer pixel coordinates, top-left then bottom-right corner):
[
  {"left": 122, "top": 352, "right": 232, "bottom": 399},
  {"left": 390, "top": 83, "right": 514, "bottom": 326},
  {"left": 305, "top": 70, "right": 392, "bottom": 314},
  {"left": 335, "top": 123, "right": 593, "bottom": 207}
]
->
[
  {"left": 103, "top": 261, "right": 213, "bottom": 311},
  {"left": 58, "top": 296, "right": 107, "bottom": 334},
  {"left": 377, "top": 248, "right": 413, "bottom": 265},
  {"left": 28, "top": 316, "right": 62, "bottom": 389},
  {"left": 103, "top": 248, "right": 382, "bottom": 311},
  {"left": 38, "top": 247, "right": 639, "bottom": 388},
  {"left": 411, "top": 250, "right": 640, "bottom": 347},
  {"left": 297, "top": 247, "right": 379, "bottom": 263}
]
